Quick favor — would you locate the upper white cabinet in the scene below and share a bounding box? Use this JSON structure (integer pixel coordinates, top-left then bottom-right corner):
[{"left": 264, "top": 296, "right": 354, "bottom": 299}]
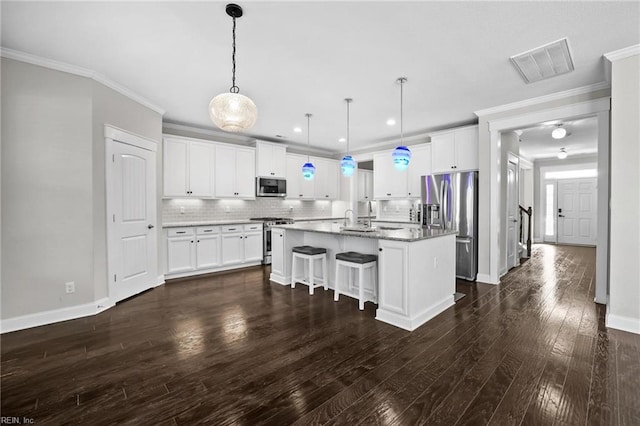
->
[
  {"left": 255, "top": 141, "right": 287, "bottom": 178},
  {"left": 407, "top": 144, "right": 432, "bottom": 198},
  {"left": 358, "top": 169, "right": 374, "bottom": 202},
  {"left": 163, "top": 137, "right": 215, "bottom": 198},
  {"left": 430, "top": 125, "right": 478, "bottom": 174},
  {"left": 373, "top": 152, "right": 408, "bottom": 200},
  {"left": 285, "top": 153, "right": 315, "bottom": 199},
  {"left": 215, "top": 145, "right": 256, "bottom": 199},
  {"left": 314, "top": 157, "right": 340, "bottom": 200}
]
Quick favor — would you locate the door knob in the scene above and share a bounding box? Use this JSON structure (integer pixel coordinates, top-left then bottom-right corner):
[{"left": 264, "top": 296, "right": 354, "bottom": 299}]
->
[
  {"left": 148, "top": 224, "right": 155, "bottom": 229},
  {"left": 559, "top": 214, "right": 565, "bottom": 218}
]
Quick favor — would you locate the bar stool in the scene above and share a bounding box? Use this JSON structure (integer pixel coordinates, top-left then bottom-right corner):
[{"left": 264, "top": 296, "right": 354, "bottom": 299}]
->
[
  {"left": 334, "top": 252, "right": 378, "bottom": 310},
  {"left": 291, "top": 246, "right": 328, "bottom": 295}
]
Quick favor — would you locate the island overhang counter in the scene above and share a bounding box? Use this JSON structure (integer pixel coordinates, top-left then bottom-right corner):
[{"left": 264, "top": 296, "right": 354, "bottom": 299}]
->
[{"left": 270, "top": 222, "right": 457, "bottom": 331}]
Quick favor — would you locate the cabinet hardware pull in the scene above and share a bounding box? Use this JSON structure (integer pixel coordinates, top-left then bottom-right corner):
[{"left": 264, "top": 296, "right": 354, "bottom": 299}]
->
[
  {"left": 148, "top": 224, "right": 155, "bottom": 229},
  {"left": 204, "top": 230, "right": 212, "bottom": 232},
  {"left": 190, "top": 240, "right": 194, "bottom": 243},
  {"left": 176, "top": 231, "right": 186, "bottom": 234},
  {"left": 197, "top": 240, "right": 200, "bottom": 243},
  {"left": 379, "top": 248, "right": 383, "bottom": 251},
  {"left": 229, "top": 228, "right": 236, "bottom": 231}
]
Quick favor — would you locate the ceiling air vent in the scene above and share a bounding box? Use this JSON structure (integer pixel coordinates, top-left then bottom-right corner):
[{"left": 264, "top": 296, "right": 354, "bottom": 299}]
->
[{"left": 510, "top": 38, "right": 575, "bottom": 83}]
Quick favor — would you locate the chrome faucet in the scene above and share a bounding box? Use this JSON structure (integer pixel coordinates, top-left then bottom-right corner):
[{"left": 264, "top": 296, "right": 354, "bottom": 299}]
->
[
  {"left": 367, "top": 201, "right": 373, "bottom": 228},
  {"left": 344, "top": 209, "right": 354, "bottom": 226}
]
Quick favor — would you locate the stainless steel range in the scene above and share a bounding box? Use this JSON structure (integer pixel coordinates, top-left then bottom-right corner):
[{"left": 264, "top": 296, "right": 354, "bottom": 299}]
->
[{"left": 250, "top": 217, "right": 294, "bottom": 264}]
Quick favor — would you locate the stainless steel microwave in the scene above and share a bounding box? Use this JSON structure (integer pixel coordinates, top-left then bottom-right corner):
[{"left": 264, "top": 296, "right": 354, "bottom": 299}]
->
[{"left": 256, "top": 177, "right": 287, "bottom": 197}]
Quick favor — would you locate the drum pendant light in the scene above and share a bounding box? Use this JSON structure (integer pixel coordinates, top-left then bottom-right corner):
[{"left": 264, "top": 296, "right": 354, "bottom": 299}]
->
[
  {"left": 392, "top": 77, "right": 411, "bottom": 170},
  {"left": 209, "top": 3, "right": 257, "bottom": 132},
  {"left": 302, "top": 113, "right": 316, "bottom": 180},
  {"left": 341, "top": 98, "right": 356, "bottom": 177}
]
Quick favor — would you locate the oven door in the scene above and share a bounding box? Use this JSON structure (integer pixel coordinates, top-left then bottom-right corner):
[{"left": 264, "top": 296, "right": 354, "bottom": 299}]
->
[{"left": 263, "top": 225, "right": 272, "bottom": 264}]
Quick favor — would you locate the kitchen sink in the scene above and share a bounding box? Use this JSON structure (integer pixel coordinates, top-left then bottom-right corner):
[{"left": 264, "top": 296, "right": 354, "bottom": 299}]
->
[{"left": 340, "top": 226, "right": 378, "bottom": 232}]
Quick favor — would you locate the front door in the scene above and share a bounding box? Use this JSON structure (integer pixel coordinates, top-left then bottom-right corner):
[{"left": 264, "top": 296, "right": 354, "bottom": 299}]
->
[
  {"left": 557, "top": 178, "right": 597, "bottom": 245},
  {"left": 109, "top": 140, "right": 158, "bottom": 302}
]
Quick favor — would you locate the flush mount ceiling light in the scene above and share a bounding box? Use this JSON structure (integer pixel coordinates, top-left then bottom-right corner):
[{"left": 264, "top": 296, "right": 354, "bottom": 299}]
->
[
  {"left": 209, "top": 3, "right": 257, "bottom": 133},
  {"left": 341, "top": 98, "right": 356, "bottom": 177},
  {"left": 392, "top": 77, "right": 411, "bottom": 171},
  {"left": 302, "top": 113, "right": 316, "bottom": 180},
  {"left": 552, "top": 124, "right": 567, "bottom": 139},
  {"left": 386, "top": 118, "right": 396, "bottom": 126},
  {"left": 293, "top": 127, "right": 302, "bottom": 133},
  {"left": 557, "top": 147, "right": 568, "bottom": 159}
]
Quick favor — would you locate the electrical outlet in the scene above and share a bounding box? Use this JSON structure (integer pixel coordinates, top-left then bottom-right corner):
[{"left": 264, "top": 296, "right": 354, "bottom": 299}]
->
[
  {"left": 289, "top": 205, "right": 293, "bottom": 211},
  {"left": 180, "top": 206, "right": 185, "bottom": 214},
  {"left": 225, "top": 205, "right": 230, "bottom": 213},
  {"left": 65, "top": 281, "right": 75, "bottom": 294}
]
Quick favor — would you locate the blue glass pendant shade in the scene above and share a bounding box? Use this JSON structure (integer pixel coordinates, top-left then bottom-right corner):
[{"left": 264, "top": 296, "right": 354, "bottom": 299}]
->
[
  {"left": 341, "top": 155, "right": 356, "bottom": 177},
  {"left": 392, "top": 145, "right": 412, "bottom": 170},
  {"left": 302, "top": 162, "right": 316, "bottom": 180}
]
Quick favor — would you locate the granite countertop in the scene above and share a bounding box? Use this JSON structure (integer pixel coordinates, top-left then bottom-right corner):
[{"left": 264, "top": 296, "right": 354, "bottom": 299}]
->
[
  {"left": 272, "top": 222, "right": 457, "bottom": 242},
  {"left": 372, "top": 219, "right": 422, "bottom": 225},
  {"left": 163, "top": 220, "right": 256, "bottom": 228}
]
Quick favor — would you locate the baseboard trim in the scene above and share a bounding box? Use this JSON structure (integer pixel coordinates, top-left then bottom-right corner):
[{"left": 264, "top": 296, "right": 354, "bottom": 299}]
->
[
  {"left": 606, "top": 313, "right": 640, "bottom": 335},
  {"left": 476, "top": 273, "right": 500, "bottom": 285},
  {"left": 155, "top": 275, "right": 166, "bottom": 287},
  {"left": 0, "top": 297, "right": 114, "bottom": 334}
]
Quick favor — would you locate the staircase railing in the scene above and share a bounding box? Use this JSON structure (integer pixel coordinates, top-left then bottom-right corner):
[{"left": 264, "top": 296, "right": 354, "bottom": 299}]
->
[{"left": 519, "top": 205, "right": 532, "bottom": 258}]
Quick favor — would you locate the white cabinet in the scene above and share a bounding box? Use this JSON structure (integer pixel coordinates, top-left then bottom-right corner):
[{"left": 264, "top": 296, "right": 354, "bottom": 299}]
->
[
  {"left": 167, "top": 228, "right": 196, "bottom": 273},
  {"left": 430, "top": 125, "right": 478, "bottom": 174},
  {"left": 221, "top": 224, "right": 263, "bottom": 266},
  {"left": 286, "top": 154, "right": 315, "bottom": 199},
  {"left": 195, "top": 226, "right": 221, "bottom": 269},
  {"left": 314, "top": 157, "right": 340, "bottom": 200},
  {"left": 163, "top": 138, "right": 215, "bottom": 198},
  {"left": 166, "top": 223, "right": 261, "bottom": 277},
  {"left": 167, "top": 226, "right": 221, "bottom": 274},
  {"left": 407, "top": 144, "right": 431, "bottom": 198},
  {"left": 256, "top": 141, "right": 287, "bottom": 178},
  {"left": 373, "top": 152, "right": 408, "bottom": 199},
  {"left": 358, "top": 169, "right": 374, "bottom": 202},
  {"left": 271, "top": 227, "right": 285, "bottom": 278},
  {"left": 215, "top": 145, "right": 256, "bottom": 198}
]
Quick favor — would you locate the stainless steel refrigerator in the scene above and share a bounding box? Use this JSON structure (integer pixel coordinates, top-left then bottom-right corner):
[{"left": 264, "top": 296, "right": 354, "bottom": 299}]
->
[{"left": 421, "top": 171, "right": 478, "bottom": 281}]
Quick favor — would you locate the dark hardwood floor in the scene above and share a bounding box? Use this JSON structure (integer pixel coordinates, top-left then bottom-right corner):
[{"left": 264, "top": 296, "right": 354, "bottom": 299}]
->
[{"left": 2, "top": 244, "right": 639, "bottom": 425}]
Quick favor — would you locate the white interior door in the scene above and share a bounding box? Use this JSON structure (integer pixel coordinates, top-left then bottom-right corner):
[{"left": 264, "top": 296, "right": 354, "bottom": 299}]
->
[
  {"left": 506, "top": 161, "right": 519, "bottom": 270},
  {"left": 558, "top": 178, "right": 597, "bottom": 246},
  {"left": 109, "top": 140, "right": 158, "bottom": 302}
]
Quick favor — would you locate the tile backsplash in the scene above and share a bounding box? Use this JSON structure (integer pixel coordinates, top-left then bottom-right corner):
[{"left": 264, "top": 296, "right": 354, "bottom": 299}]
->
[
  {"left": 162, "top": 198, "right": 333, "bottom": 223},
  {"left": 378, "top": 199, "right": 423, "bottom": 222}
]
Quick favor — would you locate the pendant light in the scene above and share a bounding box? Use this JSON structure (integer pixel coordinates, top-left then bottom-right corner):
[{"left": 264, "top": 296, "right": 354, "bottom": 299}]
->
[
  {"left": 302, "top": 113, "right": 316, "bottom": 180},
  {"left": 341, "top": 98, "right": 356, "bottom": 177},
  {"left": 209, "top": 3, "right": 257, "bottom": 132},
  {"left": 392, "top": 77, "right": 411, "bottom": 170}
]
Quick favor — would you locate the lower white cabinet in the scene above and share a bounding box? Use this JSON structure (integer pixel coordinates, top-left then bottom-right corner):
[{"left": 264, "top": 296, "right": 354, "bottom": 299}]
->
[{"left": 166, "top": 223, "right": 262, "bottom": 277}]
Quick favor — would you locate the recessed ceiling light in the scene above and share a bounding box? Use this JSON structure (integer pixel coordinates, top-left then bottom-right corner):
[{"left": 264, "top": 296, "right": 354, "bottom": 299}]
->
[
  {"left": 386, "top": 119, "right": 396, "bottom": 126},
  {"left": 293, "top": 127, "right": 302, "bottom": 133},
  {"left": 338, "top": 138, "right": 346, "bottom": 142}
]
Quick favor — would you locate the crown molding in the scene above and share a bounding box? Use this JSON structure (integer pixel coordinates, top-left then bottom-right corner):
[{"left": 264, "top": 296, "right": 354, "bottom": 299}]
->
[
  {"left": 0, "top": 47, "right": 165, "bottom": 115},
  {"left": 604, "top": 44, "right": 640, "bottom": 62},
  {"left": 474, "top": 81, "right": 611, "bottom": 118},
  {"left": 163, "top": 121, "right": 339, "bottom": 157}
]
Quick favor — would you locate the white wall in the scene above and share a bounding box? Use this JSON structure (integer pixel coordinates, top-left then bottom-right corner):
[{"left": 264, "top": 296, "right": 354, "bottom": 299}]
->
[
  {"left": 2, "top": 58, "right": 94, "bottom": 318},
  {"left": 1, "top": 58, "right": 162, "bottom": 324},
  {"left": 607, "top": 52, "right": 640, "bottom": 333}
]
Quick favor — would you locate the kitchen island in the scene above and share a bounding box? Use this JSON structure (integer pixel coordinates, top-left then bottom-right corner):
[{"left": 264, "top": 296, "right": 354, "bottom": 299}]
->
[{"left": 270, "top": 222, "right": 457, "bottom": 331}]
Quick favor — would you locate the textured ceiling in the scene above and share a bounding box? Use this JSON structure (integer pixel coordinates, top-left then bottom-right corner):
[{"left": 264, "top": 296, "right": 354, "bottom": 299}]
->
[{"left": 2, "top": 1, "right": 639, "bottom": 153}]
